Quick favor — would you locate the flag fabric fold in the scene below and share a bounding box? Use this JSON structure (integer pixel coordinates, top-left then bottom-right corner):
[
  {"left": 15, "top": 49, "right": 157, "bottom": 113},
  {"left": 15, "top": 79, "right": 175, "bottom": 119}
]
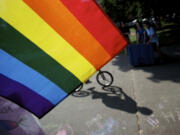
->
[{"left": 0, "top": 0, "right": 127, "bottom": 118}]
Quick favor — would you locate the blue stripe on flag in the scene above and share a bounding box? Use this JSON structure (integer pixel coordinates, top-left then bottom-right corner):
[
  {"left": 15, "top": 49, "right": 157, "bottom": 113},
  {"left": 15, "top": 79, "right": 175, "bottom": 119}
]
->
[{"left": 0, "top": 49, "right": 67, "bottom": 105}]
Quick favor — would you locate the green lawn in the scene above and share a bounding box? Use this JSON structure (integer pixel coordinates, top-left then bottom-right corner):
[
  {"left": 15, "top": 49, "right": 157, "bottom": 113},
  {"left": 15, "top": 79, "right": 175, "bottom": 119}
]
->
[{"left": 129, "top": 28, "right": 136, "bottom": 44}]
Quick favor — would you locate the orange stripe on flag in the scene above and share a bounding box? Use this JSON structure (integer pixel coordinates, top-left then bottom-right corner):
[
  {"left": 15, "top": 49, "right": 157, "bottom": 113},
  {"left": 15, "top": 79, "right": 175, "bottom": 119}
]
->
[
  {"left": 23, "top": 0, "right": 111, "bottom": 70},
  {"left": 60, "top": 0, "right": 128, "bottom": 57}
]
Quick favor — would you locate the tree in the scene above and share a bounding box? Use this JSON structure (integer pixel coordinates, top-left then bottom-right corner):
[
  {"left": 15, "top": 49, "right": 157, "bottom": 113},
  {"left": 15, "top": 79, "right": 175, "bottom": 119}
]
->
[
  {"left": 100, "top": 0, "right": 180, "bottom": 23},
  {"left": 100, "top": 0, "right": 145, "bottom": 22}
]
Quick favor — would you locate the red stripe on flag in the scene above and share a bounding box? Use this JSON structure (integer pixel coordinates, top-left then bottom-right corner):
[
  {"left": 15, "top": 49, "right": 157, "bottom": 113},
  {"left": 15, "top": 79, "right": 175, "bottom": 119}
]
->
[{"left": 60, "top": 0, "right": 127, "bottom": 57}]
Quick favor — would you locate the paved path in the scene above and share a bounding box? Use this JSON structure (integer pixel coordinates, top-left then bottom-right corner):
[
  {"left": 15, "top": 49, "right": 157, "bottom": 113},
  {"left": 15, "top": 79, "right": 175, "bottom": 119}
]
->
[
  {"left": 1, "top": 45, "right": 179, "bottom": 135},
  {"left": 39, "top": 45, "right": 180, "bottom": 135},
  {"left": 39, "top": 54, "right": 139, "bottom": 135}
]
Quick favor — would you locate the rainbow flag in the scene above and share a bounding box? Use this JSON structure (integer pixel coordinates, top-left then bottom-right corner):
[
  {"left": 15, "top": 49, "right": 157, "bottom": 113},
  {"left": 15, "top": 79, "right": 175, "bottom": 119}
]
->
[{"left": 0, "top": 0, "right": 127, "bottom": 118}]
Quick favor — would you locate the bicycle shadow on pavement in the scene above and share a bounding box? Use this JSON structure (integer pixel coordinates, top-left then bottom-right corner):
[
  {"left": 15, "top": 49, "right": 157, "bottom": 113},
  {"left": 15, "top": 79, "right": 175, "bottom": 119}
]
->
[{"left": 72, "top": 86, "right": 153, "bottom": 115}]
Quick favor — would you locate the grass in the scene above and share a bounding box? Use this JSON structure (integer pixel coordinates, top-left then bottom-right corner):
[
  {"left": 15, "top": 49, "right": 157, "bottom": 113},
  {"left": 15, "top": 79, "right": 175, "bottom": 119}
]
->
[{"left": 129, "top": 28, "right": 136, "bottom": 44}]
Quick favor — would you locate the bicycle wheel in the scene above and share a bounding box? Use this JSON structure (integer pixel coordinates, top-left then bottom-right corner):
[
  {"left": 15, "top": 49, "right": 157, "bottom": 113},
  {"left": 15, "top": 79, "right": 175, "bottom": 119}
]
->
[
  {"left": 96, "top": 71, "right": 113, "bottom": 87},
  {"left": 72, "top": 90, "right": 89, "bottom": 97},
  {"left": 74, "top": 84, "right": 83, "bottom": 92}
]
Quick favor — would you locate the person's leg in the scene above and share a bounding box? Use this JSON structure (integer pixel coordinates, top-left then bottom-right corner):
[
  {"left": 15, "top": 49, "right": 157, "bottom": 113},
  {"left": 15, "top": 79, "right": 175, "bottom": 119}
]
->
[
  {"left": 156, "top": 46, "right": 164, "bottom": 58},
  {"left": 154, "top": 44, "right": 166, "bottom": 62}
]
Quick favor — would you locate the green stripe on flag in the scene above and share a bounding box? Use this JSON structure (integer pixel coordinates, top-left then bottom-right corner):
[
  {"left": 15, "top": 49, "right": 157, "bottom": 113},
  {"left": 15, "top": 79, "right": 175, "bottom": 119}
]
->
[{"left": 0, "top": 18, "right": 81, "bottom": 93}]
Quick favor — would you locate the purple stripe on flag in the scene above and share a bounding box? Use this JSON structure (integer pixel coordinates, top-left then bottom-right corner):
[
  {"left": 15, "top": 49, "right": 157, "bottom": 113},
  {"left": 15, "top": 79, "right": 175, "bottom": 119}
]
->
[{"left": 0, "top": 73, "right": 54, "bottom": 118}]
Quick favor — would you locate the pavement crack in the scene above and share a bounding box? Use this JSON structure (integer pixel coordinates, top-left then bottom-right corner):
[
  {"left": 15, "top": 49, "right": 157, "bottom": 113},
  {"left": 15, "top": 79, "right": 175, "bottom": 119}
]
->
[{"left": 130, "top": 69, "right": 142, "bottom": 135}]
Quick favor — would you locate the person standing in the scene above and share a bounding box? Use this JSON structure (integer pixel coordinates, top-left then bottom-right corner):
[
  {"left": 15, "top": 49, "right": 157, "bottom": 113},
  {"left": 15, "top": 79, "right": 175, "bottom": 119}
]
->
[
  {"left": 119, "top": 21, "right": 131, "bottom": 44},
  {"left": 119, "top": 21, "right": 130, "bottom": 54},
  {"left": 144, "top": 21, "right": 165, "bottom": 61},
  {"left": 135, "top": 21, "right": 147, "bottom": 44}
]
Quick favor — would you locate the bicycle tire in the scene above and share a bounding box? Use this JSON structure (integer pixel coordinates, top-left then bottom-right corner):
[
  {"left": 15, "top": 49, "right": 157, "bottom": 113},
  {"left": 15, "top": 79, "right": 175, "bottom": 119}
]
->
[
  {"left": 72, "top": 90, "right": 89, "bottom": 97},
  {"left": 74, "top": 84, "right": 83, "bottom": 92},
  {"left": 96, "top": 71, "right": 113, "bottom": 87}
]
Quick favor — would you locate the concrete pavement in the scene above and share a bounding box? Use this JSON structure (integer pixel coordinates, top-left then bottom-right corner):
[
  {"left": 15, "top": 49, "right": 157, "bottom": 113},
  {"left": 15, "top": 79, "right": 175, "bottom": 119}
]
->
[
  {"left": 132, "top": 45, "right": 180, "bottom": 135},
  {"left": 37, "top": 45, "right": 180, "bottom": 135},
  {"left": 38, "top": 44, "right": 180, "bottom": 135},
  {"left": 39, "top": 54, "right": 140, "bottom": 135},
  {"left": 1, "top": 45, "right": 179, "bottom": 135}
]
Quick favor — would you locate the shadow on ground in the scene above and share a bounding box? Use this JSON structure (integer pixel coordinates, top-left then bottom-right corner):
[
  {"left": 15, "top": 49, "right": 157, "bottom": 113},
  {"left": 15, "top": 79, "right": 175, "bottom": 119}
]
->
[
  {"left": 112, "top": 44, "right": 180, "bottom": 83},
  {"left": 72, "top": 86, "right": 153, "bottom": 116}
]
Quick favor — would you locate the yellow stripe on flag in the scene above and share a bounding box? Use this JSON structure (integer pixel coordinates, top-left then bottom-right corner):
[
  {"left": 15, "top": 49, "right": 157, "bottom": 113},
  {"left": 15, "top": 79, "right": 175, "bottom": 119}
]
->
[{"left": 0, "top": 0, "right": 96, "bottom": 82}]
